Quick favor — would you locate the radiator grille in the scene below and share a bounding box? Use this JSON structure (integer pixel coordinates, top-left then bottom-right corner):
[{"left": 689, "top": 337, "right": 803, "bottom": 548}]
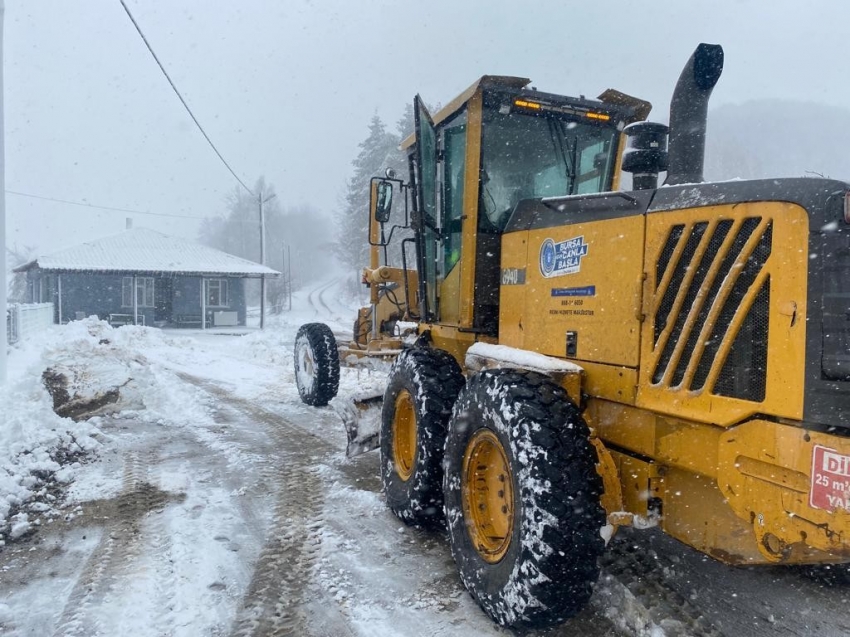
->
[
  {"left": 649, "top": 217, "right": 773, "bottom": 401},
  {"left": 654, "top": 223, "right": 706, "bottom": 345},
  {"left": 713, "top": 279, "right": 771, "bottom": 401}
]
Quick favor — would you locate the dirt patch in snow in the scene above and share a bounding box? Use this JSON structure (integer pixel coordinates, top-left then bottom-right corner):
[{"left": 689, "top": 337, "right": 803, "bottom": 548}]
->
[{"left": 42, "top": 367, "right": 123, "bottom": 420}]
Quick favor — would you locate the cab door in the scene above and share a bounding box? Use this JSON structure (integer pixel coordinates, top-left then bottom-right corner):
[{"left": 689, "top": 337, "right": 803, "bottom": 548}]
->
[
  {"left": 436, "top": 113, "right": 468, "bottom": 325},
  {"left": 413, "top": 96, "right": 473, "bottom": 327},
  {"left": 413, "top": 95, "right": 440, "bottom": 322}
]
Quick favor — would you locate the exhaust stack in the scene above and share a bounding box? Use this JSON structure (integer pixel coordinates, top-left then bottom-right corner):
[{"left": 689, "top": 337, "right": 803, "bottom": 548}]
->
[{"left": 665, "top": 43, "right": 724, "bottom": 186}]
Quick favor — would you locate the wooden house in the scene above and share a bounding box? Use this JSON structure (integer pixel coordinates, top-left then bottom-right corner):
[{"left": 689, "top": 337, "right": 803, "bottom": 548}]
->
[{"left": 13, "top": 228, "right": 280, "bottom": 328}]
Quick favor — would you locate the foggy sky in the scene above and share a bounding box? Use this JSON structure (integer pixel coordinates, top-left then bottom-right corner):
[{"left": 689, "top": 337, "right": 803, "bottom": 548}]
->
[{"left": 6, "top": 0, "right": 848, "bottom": 258}]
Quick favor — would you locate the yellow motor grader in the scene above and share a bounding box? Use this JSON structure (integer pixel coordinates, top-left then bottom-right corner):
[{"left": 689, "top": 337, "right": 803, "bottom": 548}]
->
[{"left": 294, "top": 43, "right": 850, "bottom": 629}]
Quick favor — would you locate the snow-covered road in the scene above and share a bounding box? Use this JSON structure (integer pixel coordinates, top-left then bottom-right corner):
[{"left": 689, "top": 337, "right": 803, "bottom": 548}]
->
[{"left": 1, "top": 275, "right": 849, "bottom": 636}]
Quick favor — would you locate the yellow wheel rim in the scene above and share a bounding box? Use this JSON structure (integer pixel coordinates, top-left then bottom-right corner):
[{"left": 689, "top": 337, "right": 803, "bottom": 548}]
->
[
  {"left": 392, "top": 389, "right": 416, "bottom": 482},
  {"left": 462, "top": 428, "right": 514, "bottom": 563}
]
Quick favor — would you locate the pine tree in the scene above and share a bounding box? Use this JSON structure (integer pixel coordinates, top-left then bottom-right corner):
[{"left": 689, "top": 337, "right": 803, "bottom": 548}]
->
[
  {"left": 388, "top": 102, "right": 414, "bottom": 172},
  {"left": 336, "top": 100, "right": 437, "bottom": 273},
  {"left": 337, "top": 115, "right": 398, "bottom": 270},
  {"left": 382, "top": 103, "right": 416, "bottom": 268}
]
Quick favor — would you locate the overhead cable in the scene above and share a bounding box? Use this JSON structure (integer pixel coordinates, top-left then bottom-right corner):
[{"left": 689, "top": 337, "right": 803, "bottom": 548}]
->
[
  {"left": 6, "top": 189, "right": 206, "bottom": 219},
  {"left": 118, "top": 0, "right": 254, "bottom": 196}
]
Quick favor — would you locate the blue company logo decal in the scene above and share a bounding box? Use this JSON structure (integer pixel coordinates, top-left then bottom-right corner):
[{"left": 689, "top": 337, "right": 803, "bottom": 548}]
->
[
  {"left": 539, "top": 236, "right": 589, "bottom": 278},
  {"left": 551, "top": 285, "right": 596, "bottom": 297}
]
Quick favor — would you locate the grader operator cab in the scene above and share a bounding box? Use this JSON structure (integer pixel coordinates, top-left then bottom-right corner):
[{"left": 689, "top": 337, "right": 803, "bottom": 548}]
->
[{"left": 294, "top": 43, "right": 850, "bottom": 629}]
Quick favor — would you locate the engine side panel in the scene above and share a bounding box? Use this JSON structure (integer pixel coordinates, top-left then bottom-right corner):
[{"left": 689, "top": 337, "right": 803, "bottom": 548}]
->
[
  {"left": 502, "top": 214, "right": 645, "bottom": 367},
  {"left": 636, "top": 201, "right": 808, "bottom": 425}
]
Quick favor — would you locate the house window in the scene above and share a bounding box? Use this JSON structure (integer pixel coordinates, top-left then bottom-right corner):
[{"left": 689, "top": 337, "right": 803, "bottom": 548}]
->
[
  {"left": 122, "top": 277, "right": 155, "bottom": 307},
  {"left": 206, "top": 279, "right": 229, "bottom": 307}
]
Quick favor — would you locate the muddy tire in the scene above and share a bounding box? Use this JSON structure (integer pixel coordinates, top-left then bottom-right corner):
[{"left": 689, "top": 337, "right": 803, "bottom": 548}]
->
[
  {"left": 294, "top": 323, "right": 340, "bottom": 407},
  {"left": 443, "top": 369, "right": 605, "bottom": 629},
  {"left": 380, "top": 347, "right": 464, "bottom": 525}
]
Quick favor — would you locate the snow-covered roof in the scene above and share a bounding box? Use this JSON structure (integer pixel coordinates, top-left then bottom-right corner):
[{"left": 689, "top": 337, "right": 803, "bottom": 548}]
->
[{"left": 14, "top": 228, "right": 280, "bottom": 278}]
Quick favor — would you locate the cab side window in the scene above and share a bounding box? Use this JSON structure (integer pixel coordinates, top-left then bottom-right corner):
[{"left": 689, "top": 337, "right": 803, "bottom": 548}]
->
[{"left": 441, "top": 115, "right": 467, "bottom": 277}]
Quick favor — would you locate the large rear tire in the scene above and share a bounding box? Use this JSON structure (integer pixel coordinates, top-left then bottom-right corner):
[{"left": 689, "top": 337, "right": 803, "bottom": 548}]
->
[
  {"left": 443, "top": 369, "right": 605, "bottom": 629},
  {"left": 294, "top": 323, "right": 340, "bottom": 407},
  {"left": 380, "top": 347, "right": 464, "bottom": 525}
]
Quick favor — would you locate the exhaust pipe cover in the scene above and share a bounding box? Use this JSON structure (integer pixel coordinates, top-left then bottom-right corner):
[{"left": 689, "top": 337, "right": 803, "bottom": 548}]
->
[{"left": 665, "top": 43, "right": 724, "bottom": 186}]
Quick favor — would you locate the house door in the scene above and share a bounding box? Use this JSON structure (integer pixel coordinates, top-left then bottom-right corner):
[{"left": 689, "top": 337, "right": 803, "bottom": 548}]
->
[{"left": 155, "top": 278, "right": 173, "bottom": 322}]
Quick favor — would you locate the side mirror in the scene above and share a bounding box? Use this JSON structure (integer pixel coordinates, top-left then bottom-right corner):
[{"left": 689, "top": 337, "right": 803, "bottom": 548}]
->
[{"left": 375, "top": 180, "right": 393, "bottom": 223}]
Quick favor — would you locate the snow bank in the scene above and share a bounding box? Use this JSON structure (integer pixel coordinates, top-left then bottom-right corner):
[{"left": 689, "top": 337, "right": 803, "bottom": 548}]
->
[
  {"left": 0, "top": 320, "right": 106, "bottom": 541},
  {"left": 0, "top": 318, "right": 212, "bottom": 543}
]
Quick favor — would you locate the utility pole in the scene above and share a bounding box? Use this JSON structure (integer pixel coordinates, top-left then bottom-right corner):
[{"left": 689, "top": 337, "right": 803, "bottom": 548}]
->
[
  {"left": 258, "top": 191, "right": 275, "bottom": 329},
  {"left": 283, "top": 244, "right": 293, "bottom": 311},
  {"left": 281, "top": 246, "right": 286, "bottom": 312},
  {"left": 0, "top": 0, "right": 7, "bottom": 384}
]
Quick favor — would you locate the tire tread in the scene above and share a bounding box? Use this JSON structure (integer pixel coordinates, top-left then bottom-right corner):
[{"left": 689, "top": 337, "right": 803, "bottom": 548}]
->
[{"left": 444, "top": 369, "right": 605, "bottom": 629}]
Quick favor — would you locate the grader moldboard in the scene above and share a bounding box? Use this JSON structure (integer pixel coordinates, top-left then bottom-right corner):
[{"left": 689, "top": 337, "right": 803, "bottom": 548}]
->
[{"left": 294, "top": 43, "right": 850, "bottom": 629}]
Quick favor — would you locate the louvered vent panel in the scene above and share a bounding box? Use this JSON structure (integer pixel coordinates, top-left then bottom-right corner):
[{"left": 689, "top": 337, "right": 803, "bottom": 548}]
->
[
  {"left": 650, "top": 217, "right": 773, "bottom": 401},
  {"left": 653, "top": 224, "right": 685, "bottom": 343},
  {"left": 653, "top": 222, "right": 708, "bottom": 362}
]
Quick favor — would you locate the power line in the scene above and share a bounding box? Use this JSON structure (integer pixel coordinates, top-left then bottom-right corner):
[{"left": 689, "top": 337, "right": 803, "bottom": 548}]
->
[
  {"left": 6, "top": 189, "right": 207, "bottom": 220},
  {"left": 7, "top": 188, "right": 267, "bottom": 225},
  {"left": 118, "top": 0, "right": 254, "bottom": 196}
]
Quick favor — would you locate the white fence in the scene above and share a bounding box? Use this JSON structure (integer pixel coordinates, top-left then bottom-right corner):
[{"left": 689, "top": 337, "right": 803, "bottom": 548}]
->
[{"left": 6, "top": 302, "right": 55, "bottom": 344}]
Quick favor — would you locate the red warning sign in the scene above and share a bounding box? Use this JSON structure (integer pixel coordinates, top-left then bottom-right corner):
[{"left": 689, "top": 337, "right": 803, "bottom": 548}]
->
[{"left": 810, "top": 445, "right": 850, "bottom": 512}]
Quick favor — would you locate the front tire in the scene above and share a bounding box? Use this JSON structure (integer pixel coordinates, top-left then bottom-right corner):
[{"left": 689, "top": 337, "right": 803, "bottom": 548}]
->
[
  {"left": 444, "top": 369, "right": 605, "bottom": 629},
  {"left": 294, "top": 323, "right": 340, "bottom": 406},
  {"left": 380, "top": 347, "right": 464, "bottom": 525}
]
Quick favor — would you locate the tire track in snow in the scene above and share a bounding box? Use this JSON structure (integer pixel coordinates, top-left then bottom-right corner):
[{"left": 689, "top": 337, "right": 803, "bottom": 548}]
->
[
  {"left": 179, "top": 375, "right": 336, "bottom": 637},
  {"left": 316, "top": 278, "right": 340, "bottom": 318},
  {"left": 307, "top": 278, "right": 343, "bottom": 322},
  {"left": 229, "top": 464, "right": 325, "bottom": 637},
  {"left": 145, "top": 465, "right": 181, "bottom": 637},
  {"left": 52, "top": 450, "right": 168, "bottom": 637},
  {"left": 600, "top": 526, "right": 850, "bottom": 637},
  {"left": 599, "top": 537, "right": 723, "bottom": 637}
]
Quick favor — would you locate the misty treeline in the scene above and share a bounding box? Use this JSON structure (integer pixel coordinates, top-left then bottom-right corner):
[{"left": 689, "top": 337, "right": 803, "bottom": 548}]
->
[
  {"left": 197, "top": 177, "right": 331, "bottom": 312},
  {"left": 704, "top": 100, "right": 850, "bottom": 182},
  {"left": 336, "top": 104, "right": 419, "bottom": 273}
]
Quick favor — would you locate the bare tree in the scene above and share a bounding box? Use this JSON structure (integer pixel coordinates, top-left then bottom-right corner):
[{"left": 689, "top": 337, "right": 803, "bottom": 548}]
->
[
  {"left": 198, "top": 179, "right": 333, "bottom": 312},
  {"left": 6, "top": 245, "right": 35, "bottom": 303}
]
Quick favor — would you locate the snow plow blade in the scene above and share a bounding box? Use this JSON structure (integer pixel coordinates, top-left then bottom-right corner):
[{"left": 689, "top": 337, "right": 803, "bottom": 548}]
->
[{"left": 334, "top": 393, "right": 383, "bottom": 457}]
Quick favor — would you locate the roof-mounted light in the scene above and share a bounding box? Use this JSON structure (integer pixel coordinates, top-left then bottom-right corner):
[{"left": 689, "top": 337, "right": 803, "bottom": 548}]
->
[
  {"left": 514, "top": 99, "right": 541, "bottom": 110},
  {"left": 586, "top": 111, "right": 611, "bottom": 121}
]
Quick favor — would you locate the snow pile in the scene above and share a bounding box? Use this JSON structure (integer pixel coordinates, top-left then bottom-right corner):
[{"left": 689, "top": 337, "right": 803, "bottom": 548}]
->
[
  {"left": 0, "top": 321, "right": 105, "bottom": 542},
  {"left": 0, "top": 318, "right": 212, "bottom": 543},
  {"left": 237, "top": 327, "right": 294, "bottom": 368}
]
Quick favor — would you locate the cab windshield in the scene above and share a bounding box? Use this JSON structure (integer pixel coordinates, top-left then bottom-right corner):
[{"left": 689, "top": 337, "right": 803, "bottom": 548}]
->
[{"left": 479, "top": 106, "right": 619, "bottom": 231}]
